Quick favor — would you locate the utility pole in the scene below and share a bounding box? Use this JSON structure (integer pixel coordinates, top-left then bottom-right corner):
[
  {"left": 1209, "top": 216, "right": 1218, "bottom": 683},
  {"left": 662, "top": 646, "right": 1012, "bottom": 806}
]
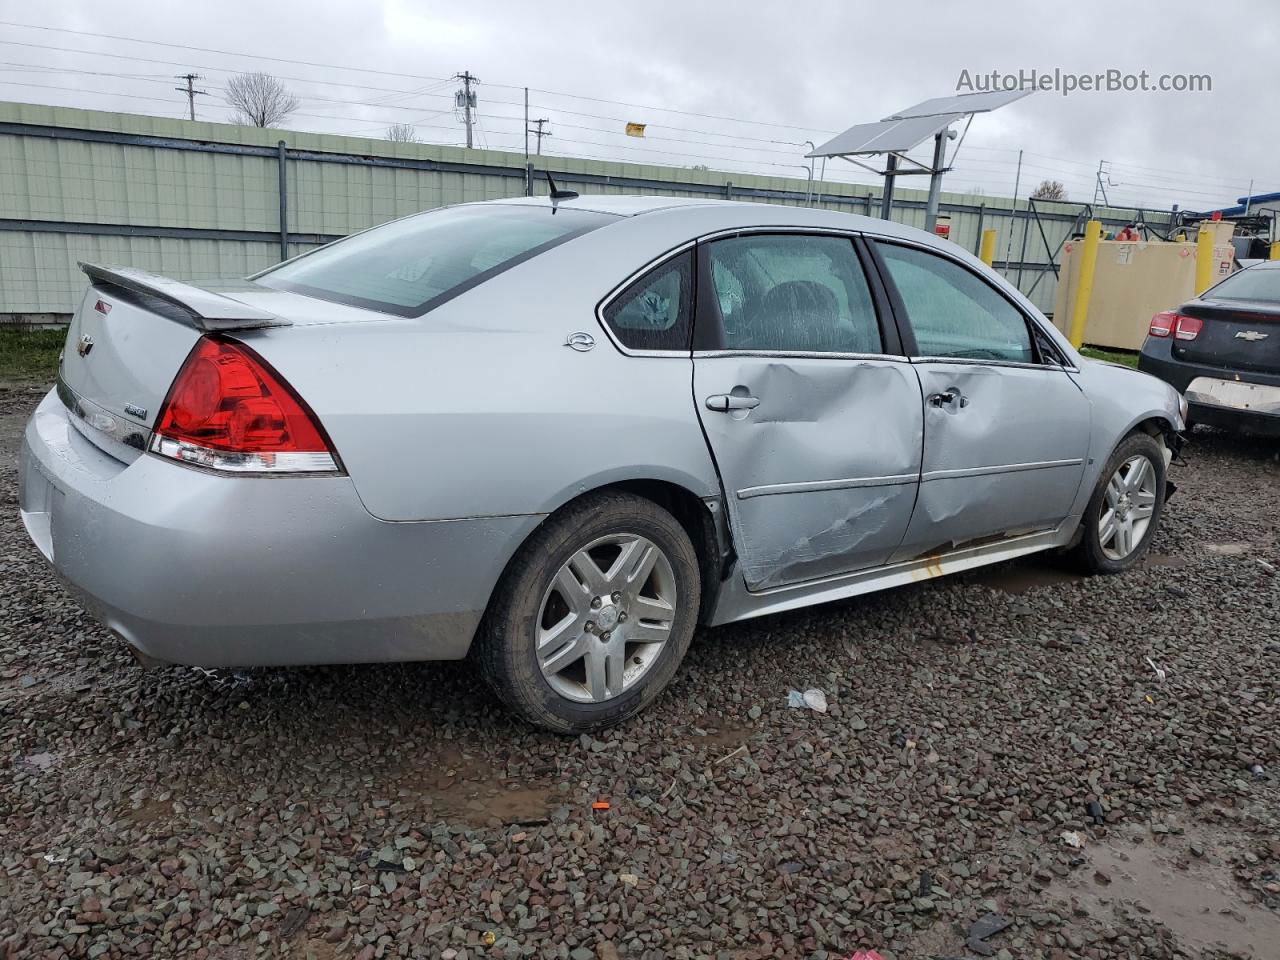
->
[
  {"left": 174, "top": 73, "right": 207, "bottom": 121},
  {"left": 1001, "top": 148, "right": 1023, "bottom": 272},
  {"left": 1093, "top": 159, "right": 1113, "bottom": 208},
  {"left": 528, "top": 118, "right": 550, "bottom": 155},
  {"left": 454, "top": 71, "right": 478, "bottom": 149},
  {"left": 523, "top": 87, "right": 530, "bottom": 196}
]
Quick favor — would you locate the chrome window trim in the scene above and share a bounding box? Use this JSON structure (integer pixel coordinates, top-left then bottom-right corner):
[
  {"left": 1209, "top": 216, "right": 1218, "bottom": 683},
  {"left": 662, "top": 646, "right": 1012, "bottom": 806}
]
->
[
  {"left": 921, "top": 458, "right": 1084, "bottom": 482},
  {"left": 594, "top": 240, "right": 698, "bottom": 358},
  {"left": 696, "top": 349, "right": 909, "bottom": 362},
  {"left": 910, "top": 355, "right": 1080, "bottom": 373},
  {"left": 737, "top": 472, "right": 918, "bottom": 500}
]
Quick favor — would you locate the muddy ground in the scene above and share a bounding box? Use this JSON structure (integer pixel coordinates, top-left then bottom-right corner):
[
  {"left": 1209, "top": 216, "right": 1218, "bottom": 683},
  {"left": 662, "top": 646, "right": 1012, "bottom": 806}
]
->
[{"left": 1, "top": 376, "right": 1278, "bottom": 959}]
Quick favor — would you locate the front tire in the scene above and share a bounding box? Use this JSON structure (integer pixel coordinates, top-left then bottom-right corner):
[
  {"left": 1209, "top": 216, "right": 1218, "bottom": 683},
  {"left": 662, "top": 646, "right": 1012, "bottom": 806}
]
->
[
  {"left": 1073, "top": 432, "right": 1166, "bottom": 574},
  {"left": 475, "top": 491, "right": 700, "bottom": 733}
]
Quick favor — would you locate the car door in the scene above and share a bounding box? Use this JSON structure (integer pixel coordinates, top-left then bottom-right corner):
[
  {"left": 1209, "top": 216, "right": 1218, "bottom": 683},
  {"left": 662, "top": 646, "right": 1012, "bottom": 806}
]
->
[
  {"left": 868, "top": 240, "right": 1091, "bottom": 561},
  {"left": 692, "top": 232, "right": 924, "bottom": 591}
]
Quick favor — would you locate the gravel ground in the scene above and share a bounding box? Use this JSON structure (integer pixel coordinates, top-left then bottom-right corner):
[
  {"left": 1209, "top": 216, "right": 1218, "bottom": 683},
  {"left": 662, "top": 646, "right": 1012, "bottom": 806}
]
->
[{"left": 2, "top": 378, "right": 1278, "bottom": 960}]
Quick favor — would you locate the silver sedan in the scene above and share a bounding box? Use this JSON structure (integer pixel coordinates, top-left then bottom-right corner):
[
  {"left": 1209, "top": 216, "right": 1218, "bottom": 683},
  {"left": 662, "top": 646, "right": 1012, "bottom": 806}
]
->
[{"left": 19, "top": 195, "right": 1186, "bottom": 732}]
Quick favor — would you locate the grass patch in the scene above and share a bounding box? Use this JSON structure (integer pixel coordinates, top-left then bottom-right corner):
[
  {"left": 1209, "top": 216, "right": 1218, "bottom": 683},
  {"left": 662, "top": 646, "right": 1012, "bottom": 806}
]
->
[
  {"left": 1079, "top": 346, "right": 1139, "bottom": 369},
  {"left": 0, "top": 326, "right": 65, "bottom": 382}
]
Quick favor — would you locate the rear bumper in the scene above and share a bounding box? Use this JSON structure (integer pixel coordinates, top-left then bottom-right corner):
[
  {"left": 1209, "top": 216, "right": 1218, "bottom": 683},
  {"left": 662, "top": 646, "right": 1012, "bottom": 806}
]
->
[
  {"left": 18, "top": 389, "right": 542, "bottom": 667},
  {"left": 1138, "top": 337, "right": 1280, "bottom": 435}
]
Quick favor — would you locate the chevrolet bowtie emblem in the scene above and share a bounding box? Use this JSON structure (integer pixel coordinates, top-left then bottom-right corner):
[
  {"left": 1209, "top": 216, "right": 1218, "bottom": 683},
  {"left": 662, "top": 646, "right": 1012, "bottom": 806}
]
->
[{"left": 1235, "top": 330, "right": 1269, "bottom": 342}]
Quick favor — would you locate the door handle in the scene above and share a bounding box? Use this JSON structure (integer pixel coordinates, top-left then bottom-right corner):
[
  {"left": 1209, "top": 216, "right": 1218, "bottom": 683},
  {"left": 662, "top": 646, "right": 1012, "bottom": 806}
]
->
[
  {"left": 705, "top": 394, "right": 761, "bottom": 412},
  {"left": 928, "top": 389, "right": 969, "bottom": 408}
]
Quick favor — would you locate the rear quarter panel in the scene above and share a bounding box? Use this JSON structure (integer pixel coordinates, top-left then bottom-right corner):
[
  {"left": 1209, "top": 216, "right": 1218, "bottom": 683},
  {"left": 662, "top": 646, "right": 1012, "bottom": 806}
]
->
[{"left": 239, "top": 214, "right": 721, "bottom": 522}]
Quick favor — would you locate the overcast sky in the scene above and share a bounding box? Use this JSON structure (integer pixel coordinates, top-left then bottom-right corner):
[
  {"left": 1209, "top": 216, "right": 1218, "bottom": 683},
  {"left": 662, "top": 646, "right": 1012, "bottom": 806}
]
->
[{"left": 0, "top": 0, "right": 1274, "bottom": 212}]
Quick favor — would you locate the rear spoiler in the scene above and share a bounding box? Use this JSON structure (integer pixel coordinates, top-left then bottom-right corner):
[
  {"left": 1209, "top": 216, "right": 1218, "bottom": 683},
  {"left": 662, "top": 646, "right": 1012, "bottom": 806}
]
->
[{"left": 79, "top": 263, "right": 291, "bottom": 332}]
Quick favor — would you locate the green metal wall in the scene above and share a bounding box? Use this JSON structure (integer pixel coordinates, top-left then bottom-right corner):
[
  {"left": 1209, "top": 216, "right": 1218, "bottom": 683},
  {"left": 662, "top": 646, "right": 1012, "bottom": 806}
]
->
[{"left": 0, "top": 101, "right": 1169, "bottom": 318}]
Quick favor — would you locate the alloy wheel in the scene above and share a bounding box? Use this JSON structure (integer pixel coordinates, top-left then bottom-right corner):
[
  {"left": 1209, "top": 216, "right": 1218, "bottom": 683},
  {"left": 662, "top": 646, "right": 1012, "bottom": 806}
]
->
[
  {"left": 535, "top": 533, "right": 678, "bottom": 703},
  {"left": 1098, "top": 454, "right": 1158, "bottom": 560}
]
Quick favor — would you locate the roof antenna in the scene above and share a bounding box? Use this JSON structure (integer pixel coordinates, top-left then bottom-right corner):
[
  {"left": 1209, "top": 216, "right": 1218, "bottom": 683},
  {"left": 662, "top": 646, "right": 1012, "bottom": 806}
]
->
[{"left": 545, "top": 171, "right": 578, "bottom": 212}]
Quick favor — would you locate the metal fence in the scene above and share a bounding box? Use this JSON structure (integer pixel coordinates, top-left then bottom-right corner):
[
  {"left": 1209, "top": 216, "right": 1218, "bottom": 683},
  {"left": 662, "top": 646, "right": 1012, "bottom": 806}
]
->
[{"left": 0, "top": 101, "right": 1173, "bottom": 321}]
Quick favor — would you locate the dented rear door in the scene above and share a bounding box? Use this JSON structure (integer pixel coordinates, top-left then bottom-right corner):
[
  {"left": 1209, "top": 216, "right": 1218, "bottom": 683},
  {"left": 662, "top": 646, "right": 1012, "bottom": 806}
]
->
[
  {"left": 692, "top": 232, "right": 923, "bottom": 592},
  {"left": 870, "top": 240, "right": 1090, "bottom": 560}
]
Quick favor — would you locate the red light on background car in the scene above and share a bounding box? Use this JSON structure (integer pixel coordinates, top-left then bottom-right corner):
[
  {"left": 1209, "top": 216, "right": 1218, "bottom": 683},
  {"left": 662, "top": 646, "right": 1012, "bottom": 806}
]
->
[
  {"left": 1148, "top": 311, "right": 1177, "bottom": 337},
  {"left": 149, "top": 336, "right": 340, "bottom": 474},
  {"left": 1149, "top": 311, "right": 1202, "bottom": 341}
]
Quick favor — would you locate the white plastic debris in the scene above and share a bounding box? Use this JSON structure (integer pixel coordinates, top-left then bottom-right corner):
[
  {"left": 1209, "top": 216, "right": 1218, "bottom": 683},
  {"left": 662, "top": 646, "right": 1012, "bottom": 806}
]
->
[
  {"left": 1145, "top": 656, "right": 1167, "bottom": 683},
  {"left": 1061, "top": 830, "right": 1083, "bottom": 848},
  {"left": 787, "top": 688, "right": 828, "bottom": 713},
  {"left": 1258, "top": 559, "right": 1276, "bottom": 575}
]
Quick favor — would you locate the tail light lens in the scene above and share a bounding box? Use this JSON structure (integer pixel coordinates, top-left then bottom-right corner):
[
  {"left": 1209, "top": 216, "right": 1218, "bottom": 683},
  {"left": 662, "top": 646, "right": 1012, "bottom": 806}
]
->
[
  {"left": 1149, "top": 311, "right": 1203, "bottom": 341},
  {"left": 1149, "top": 311, "right": 1177, "bottom": 337},
  {"left": 149, "top": 336, "right": 341, "bottom": 474}
]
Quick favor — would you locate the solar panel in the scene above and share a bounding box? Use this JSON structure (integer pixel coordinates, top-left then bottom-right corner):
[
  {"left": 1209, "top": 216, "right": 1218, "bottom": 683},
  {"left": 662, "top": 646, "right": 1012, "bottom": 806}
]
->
[
  {"left": 886, "top": 89, "right": 1031, "bottom": 120},
  {"left": 806, "top": 114, "right": 964, "bottom": 158}
]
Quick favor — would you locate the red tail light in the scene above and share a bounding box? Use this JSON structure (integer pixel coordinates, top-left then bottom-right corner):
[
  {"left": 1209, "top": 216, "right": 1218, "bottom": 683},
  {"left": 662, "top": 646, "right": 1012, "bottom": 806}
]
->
[
  {"left": 149, "top": 337, "right": 340, "bottom": 474},
  {"left": 1149, "top": 311, "right": 1177, "bottom": 337},
  {"left": 1149, "top": 311, "right": 1203, "bottom": 341}
]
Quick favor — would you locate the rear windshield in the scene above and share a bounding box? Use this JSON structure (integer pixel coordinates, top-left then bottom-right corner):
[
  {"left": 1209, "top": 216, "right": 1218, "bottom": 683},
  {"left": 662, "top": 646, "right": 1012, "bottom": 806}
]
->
[
  {"left": 255, "top": 204, "right": 617, "bottom": 317},
  {"left": 1205, "top": 266, "right": 1280, "bottom": 302}
]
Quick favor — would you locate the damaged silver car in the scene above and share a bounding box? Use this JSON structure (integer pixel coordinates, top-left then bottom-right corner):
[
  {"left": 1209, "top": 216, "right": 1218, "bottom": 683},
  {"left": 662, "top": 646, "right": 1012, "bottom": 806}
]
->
[{"left": 19, "top": 195, "right": 1186, "bottom": 732}]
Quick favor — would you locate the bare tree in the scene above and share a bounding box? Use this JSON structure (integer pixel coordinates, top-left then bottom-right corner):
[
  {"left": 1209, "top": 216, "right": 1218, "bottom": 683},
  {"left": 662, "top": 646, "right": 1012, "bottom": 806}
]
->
[
  {"left": 385, "top": 123, "right": 419, "bottom": 143},
  {"left": 1031, "top": 179, "right": 1067, "bottom": 201},
  {"left": 225, "top": 72, "right": 299, "bottom": 128}
]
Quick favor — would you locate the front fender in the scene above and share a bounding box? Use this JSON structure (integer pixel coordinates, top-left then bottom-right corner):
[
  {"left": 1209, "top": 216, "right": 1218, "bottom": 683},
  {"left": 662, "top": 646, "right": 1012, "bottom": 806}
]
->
[{"left": 1066, "top": 358, "right": 1185, "bottom": 519}]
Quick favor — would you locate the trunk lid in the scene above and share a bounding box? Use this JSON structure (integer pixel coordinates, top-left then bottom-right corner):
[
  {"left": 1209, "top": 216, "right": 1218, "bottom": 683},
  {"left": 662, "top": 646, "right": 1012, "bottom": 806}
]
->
[
  {"left": 58, "top": 265, "right": 292, "bottom": 463},
  {"left": 1174, "top": 298, "right": 1280, "bottom": 374}
]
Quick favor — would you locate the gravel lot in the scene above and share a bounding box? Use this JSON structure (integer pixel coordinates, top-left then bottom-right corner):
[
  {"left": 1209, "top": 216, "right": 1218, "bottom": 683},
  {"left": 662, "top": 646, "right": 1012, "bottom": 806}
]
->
[{"left": 2, "top": 378, "right": 1278, "bottom": 960}]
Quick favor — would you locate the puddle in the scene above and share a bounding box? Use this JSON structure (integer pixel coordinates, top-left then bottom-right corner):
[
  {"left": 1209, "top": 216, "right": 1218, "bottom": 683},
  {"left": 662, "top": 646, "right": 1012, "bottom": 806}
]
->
[
  {"left": 17, "top": 751, "right": 60, "bottom": 773},
  {"left": 691, "top": 721, "right": 754, "bottom": 752},
  {"left": 970, "top": 558, "right": 1085, "bottom": 595},
  {"left": 1050, "top": 831, "right": 1280, "bottom": 959},
  {"left": 395, "top": 746, "right": 553, "bottom": 826},
  {"left": 1205, "top": 542, "right": 1253, "bottom": 556}
]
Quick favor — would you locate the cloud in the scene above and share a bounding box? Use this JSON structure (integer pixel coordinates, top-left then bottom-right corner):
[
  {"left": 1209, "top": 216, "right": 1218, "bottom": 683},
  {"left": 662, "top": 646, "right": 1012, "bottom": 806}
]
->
[{"left": 0, "top": 0, "right": 1271, "bottom": 209}]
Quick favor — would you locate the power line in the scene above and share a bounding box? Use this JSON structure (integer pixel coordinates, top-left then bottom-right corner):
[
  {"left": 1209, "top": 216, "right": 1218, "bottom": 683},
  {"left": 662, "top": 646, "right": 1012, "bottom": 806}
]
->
[
  {"left": 0, "top": 38, "right": 834, "bottom": 153},
  {"left": 0, "top": 19, "right": 1264, "bottom": 202},
  {"left": 0, "top": 21, "right": 837, "bottom": 137}
]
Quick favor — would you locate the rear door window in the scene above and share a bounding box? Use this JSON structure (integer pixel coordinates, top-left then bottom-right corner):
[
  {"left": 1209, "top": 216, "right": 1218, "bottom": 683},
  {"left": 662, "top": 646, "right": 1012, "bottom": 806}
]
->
[
  {"left": 704, "top": 234, "right": 882, "bottom": 354},
  {"left": 256, "top": 204, "right": 616, "bottom": 317}
]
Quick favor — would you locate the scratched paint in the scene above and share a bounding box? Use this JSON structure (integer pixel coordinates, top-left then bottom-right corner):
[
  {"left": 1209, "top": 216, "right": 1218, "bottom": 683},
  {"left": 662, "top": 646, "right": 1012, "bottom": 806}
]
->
[{"left": 737, "top": 489, "right": 913, "bottom": 590}]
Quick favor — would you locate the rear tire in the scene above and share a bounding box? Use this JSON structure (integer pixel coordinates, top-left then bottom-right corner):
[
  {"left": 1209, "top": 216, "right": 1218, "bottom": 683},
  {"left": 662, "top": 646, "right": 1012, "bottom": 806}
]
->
[
  {"left": 1072, "top": 432, "right": 1166, "bottom": 574},
  {"left": 474, "top": 491, "right": 700, "bottom": 733}
]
